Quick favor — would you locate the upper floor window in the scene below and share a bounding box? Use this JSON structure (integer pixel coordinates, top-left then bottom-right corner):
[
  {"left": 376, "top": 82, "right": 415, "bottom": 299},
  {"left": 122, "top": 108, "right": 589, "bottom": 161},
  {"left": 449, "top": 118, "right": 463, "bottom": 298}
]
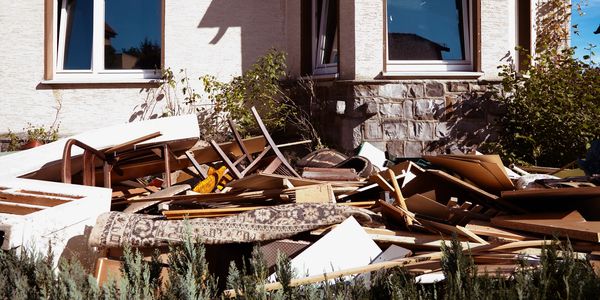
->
[
  {"left": 53, "top": 0, "right": 162, "bottom": 81},
  {"left": 312, "top": 0, "right": 338, "bottom": 75},
  {"left": 386, "top": 0, "right": 472, "bottom": 72}
]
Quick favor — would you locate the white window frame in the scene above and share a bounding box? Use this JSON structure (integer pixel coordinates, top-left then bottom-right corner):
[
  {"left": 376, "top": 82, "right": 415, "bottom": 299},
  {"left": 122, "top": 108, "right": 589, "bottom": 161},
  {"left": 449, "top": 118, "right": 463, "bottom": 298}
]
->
[
  {"left": 52, "top": 0, "right": 162, "bottom": 82},
  {"left": 312, "top": 0, "right": 338, "bottom": 75},
  {"left": 384, "top": 0, "right": 473, "bottom": 73}
]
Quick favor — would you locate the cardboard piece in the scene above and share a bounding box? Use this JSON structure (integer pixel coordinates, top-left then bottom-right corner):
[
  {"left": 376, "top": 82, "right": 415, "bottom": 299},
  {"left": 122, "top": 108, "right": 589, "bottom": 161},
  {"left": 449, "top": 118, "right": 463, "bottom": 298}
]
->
[
  {"left": 270, "top": 216, "right": 381, "bottom": 281},
  {"left": 424, "top": 155, "right": 514, "bottom": 193}
]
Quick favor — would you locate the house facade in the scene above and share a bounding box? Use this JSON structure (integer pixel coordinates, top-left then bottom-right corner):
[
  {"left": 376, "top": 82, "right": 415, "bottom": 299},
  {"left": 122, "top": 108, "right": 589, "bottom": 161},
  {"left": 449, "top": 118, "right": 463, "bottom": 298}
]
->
[{"left": 0, "top": 0, "right": 539, "bottom": 155}]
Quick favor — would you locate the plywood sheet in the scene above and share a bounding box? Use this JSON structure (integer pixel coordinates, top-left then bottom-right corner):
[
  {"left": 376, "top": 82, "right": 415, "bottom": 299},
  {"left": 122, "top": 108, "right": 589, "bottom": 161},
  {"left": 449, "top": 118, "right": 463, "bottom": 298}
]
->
[{"left": 491, "top": 211, "right": 600, "bottom": 242}]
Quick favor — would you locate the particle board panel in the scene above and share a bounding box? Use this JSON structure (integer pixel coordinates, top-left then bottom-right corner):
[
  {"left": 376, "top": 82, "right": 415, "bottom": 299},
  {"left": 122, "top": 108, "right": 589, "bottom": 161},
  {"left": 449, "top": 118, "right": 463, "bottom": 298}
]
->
[{"left": 491, "top": 211, "right": 600, "bottom": 243}]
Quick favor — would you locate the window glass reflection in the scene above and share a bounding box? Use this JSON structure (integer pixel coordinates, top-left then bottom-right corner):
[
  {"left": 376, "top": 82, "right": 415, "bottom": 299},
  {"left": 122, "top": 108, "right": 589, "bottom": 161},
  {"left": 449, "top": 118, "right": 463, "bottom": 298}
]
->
[
  {"left": 104, "top": 0, "right": 161, "bottom": 69},
  {"left": 62, "top": 0, "right": 93, "bottom": 70},
  {"left": 387, "top": 0, "right": 466, "bottom": 60}
]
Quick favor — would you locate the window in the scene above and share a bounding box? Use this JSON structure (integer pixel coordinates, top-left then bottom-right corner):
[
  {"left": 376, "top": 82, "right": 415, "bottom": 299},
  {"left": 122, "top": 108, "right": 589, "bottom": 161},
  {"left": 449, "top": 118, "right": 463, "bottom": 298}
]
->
[
  {"left": 52, "top": 0, "right": 162, "bottom": 81},
  {"left": 312, "top": 0, "right": 338, "bottom": 75},
  {"left": 386, "top": 0, "right": 472, "bottom": 72}
]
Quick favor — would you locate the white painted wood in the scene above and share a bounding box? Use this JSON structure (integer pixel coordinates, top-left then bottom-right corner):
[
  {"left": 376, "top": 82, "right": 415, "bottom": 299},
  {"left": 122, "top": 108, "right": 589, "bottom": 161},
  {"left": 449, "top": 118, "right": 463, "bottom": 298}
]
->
[
  {"left": 269, "top": 216, "right": 381, "bottom": 281},
  {"left": 0, "top": 178, "right": 111, "bottom": 267},
  {"left": 0, "top": 114, "right": 199, "bottom": 179}
]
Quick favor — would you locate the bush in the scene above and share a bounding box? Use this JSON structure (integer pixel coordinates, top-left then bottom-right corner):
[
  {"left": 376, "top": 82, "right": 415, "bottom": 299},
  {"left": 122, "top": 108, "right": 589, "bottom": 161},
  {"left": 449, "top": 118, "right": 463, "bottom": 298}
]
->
[
  {"left": 489, "top": 48, "right": 600, "bottom": 167},
  {"left": 2, "top": 237, "right": 600, "bottom": 299},
  {"left": 486, "top": 0, "right": 599, "bottom": 167}
]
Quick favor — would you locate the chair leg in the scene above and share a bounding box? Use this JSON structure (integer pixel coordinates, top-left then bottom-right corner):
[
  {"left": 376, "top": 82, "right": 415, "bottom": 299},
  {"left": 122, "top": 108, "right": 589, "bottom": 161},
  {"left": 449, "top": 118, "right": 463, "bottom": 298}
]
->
[
  {"left": 250, "top": 107, "right": 301, "bottom": 178},
  {"left": 210, "top": 140, "right": 243, "bottom": 179},
  {"left": 228, "top": 118, "right": 254, "bottom": 163}
]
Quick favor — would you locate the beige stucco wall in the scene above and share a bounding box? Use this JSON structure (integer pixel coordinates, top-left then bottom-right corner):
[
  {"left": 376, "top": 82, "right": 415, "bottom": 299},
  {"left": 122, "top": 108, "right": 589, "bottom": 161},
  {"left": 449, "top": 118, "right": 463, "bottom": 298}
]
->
[
  {"left": 0, "top": 0, "right": 525, "bottom": 137},
  {"left": 0, "top": 0, "right": 300, "bottom": 137}
]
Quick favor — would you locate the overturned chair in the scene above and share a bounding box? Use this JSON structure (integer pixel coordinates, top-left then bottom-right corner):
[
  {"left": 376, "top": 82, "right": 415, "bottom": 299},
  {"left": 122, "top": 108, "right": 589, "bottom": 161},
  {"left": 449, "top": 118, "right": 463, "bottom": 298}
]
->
[{"left": 209, "top": 106, "right": 306, "bottom": 179}]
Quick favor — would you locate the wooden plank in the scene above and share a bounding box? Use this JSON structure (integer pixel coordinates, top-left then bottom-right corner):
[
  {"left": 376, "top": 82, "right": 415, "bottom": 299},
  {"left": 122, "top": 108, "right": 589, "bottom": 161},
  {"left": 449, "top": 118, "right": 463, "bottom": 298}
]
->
[
  {"left": 405, "top": 193, "right": 450, "bottom": 220},
  {"left": 501, "top": 186, "right": 600, "bottom": 200},
  {"left": 378, "top": 200, "right": 416, "bottom": 227},
  {"left": 465, "top": 220, "right": 531, "bottom": 241},
  {"left": 388, "top": 169, "right": 413, "bottom": 226},
  {"left": 0, "top": 203, "right": 43, "bottom": 215},
  {"left": 0, "top": 192, "right": 71, "bottom": 207},
  {"left": 294, "top": 184, "right": 335, "bottom": 203},
  {"left": 301, "top": 168, "right": 359, "bottom": 181},
  {"left": 424, "top": 155, "right": 514, "bottom": 192},
  {"left": 491, "top": 211, "right": 600, "bottom": 243},
  {"left": 123, "top": 184, "right": 191, "bottom": 213},
  {"left": 188, "top": 136, "right": 267, "bottom": 165},
  {"left": 402, "top": 170, "right": 521, "bottom": 213},
  {"left": 227, "top": 173, "right": 323, "bottom": 191}
]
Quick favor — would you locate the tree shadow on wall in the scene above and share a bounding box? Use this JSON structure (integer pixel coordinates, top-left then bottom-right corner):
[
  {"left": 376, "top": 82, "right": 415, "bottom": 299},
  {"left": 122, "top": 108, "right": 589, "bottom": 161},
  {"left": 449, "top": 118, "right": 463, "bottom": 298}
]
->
[
  {"left": 426, "top": 89, "right": 505, "bottom": 154},
  {"left": 197, "top": 0, "right": 286, "bottom": 72}
]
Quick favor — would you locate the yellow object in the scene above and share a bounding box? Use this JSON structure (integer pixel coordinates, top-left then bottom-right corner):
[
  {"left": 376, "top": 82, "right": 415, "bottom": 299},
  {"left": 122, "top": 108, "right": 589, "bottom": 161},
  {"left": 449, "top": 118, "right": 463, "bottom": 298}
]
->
[{"left": 193, "top": 166, "right": 234, "bottom": 193}]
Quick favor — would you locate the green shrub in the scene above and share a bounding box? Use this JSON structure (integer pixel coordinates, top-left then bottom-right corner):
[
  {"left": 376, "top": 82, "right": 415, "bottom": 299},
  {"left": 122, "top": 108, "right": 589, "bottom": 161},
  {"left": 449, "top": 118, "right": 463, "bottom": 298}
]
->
[
  {"left": 486, "top": 0, "right": 600, "bottom": 167},
  {"left": 2, "top": 237, "right": 600, "bottom": 299},
  {"left": 199, "top": 49, "right": 323, "bottom": 147},
  {"left": 490, "top": 48, "right": 600, "bottom": 167}
]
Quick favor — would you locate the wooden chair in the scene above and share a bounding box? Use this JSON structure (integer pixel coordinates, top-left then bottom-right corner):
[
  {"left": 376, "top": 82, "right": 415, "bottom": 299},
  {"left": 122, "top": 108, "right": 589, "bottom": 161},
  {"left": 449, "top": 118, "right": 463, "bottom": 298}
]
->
[{"left": 209, "top": 106, "right": 302, "bottom": 179}]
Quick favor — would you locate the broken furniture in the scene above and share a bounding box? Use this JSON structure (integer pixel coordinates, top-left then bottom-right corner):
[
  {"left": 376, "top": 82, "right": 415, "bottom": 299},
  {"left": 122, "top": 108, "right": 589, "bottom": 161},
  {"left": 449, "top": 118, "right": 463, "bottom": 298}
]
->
[
  {"left": 209, "top": 107, "right": 302, "bottom": 179},
  {"left": 0, "top": 177, "right": 111, "bottom": 267}
]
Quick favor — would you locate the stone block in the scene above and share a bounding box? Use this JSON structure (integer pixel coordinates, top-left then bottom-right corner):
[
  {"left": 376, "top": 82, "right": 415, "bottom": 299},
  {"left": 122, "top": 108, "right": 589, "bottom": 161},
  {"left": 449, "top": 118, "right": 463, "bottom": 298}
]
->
[
  {"left": 405, "top": 83, "right": 424, "bottom": 98},
  {"left": 403, "top": 99, "right": 414, "bottom": 120},
  {"left": 364, "top": 121, "right": 383, "bottom": 140},
  {"left": 410, "top": 121, "right": 436, "bottom": 140},
  {"left": 378, "top": 84, "right": 407, "bottom": 99},
  {"left": 404, "top": 141, "right": 424, "bottom": 157},
  {"left": 383, "top": 121, "right": 409, "bottom": 140},
  {"left": 386, "top": 141, "right": 405, "bottom": 158},
  {"left": 365, "top": 100, "right": 379, "bottom": 115},
  {"left": 435, "top": 122, "right": 452, "bottom": 139},
  {"left": 414, "top": 99, "right": 445, "bottom": 120},
  {"left": 425, "top": 82, "right": 444, "bottom": 97},
  {"left": 353, "top": 85, "right": 379, "bottom": 97},
  {"left": 379, "top": 103, "right": 404, "bottom": 117},
  {"left": 448, "top": 82, "right": 470, "bottom": 92}
]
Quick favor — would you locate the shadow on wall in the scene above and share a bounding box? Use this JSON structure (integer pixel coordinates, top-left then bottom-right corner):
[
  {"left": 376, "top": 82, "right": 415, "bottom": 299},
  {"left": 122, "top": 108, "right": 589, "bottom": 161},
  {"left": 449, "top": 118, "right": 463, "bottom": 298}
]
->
[
  {"left": 197, "top": 0, "right": 286, "bottom": 72},
  {"left": 427, "top": 90, "right": 505, "bottom": 154}
]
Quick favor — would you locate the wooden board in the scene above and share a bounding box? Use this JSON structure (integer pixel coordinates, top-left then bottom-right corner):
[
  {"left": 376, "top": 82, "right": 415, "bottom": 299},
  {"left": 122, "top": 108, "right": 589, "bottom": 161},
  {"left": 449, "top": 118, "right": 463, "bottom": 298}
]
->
[
  {"left": 227, "top": 173, "right": 323, "bottom": 191},
  {"left": 10, "top": 115, "right": 200, "bottom": 181},
  {"left": 301, "top": 167, "right": 359, "bottom": 181},
  {"left": 123, "top": 184, "right": 191, "bottom": 213},
  {"left": 294, "top": 183, "right": 335, "bottom": 203},
  {"left": 424, "top": 155, "right": 514, "bottom": 192},
  {"left": 491, "top": 211, "right": 600, "bottom": 242},
  {"left": 402, "top": 170, "right": 521, "bottom": 213},
  {"left": 188, "top": 136, "right": 267, "bottom": 165},
  {"left": 405, "top": 193, "right": 450, "bottom": 220}
]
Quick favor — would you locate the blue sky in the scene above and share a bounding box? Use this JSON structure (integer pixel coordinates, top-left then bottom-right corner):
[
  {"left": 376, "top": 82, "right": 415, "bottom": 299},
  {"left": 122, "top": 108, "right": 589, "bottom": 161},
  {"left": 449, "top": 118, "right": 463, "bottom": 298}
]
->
[{"left": 571, "top": 0, "right": 599, "bottom": 61}]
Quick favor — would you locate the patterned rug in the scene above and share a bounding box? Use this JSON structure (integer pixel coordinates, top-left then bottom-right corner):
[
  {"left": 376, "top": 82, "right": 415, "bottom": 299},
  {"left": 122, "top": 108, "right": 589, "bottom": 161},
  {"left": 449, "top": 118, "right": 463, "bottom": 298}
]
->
[{"left": 89, "top": 203, "right": 380, "bottom": 248}]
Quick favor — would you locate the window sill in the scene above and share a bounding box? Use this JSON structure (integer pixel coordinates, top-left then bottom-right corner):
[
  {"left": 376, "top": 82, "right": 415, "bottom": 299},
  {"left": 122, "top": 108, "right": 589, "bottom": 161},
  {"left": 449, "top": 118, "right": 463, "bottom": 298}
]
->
[
  {"left": 380, "top": 71, "right": 484, "bottom": 79},
  {"left": 39, "top": 78, "right": 163, "bottom": 88},
  {"left": 299, "top": 73, "right": 338, "bottom": 81}
]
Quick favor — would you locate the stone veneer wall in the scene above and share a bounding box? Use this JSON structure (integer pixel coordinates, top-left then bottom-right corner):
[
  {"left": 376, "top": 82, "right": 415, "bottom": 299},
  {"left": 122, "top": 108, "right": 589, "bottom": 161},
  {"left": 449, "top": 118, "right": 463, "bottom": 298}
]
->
[{"left": 312, "top": 80, "right": 505, "bottom": 157}]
